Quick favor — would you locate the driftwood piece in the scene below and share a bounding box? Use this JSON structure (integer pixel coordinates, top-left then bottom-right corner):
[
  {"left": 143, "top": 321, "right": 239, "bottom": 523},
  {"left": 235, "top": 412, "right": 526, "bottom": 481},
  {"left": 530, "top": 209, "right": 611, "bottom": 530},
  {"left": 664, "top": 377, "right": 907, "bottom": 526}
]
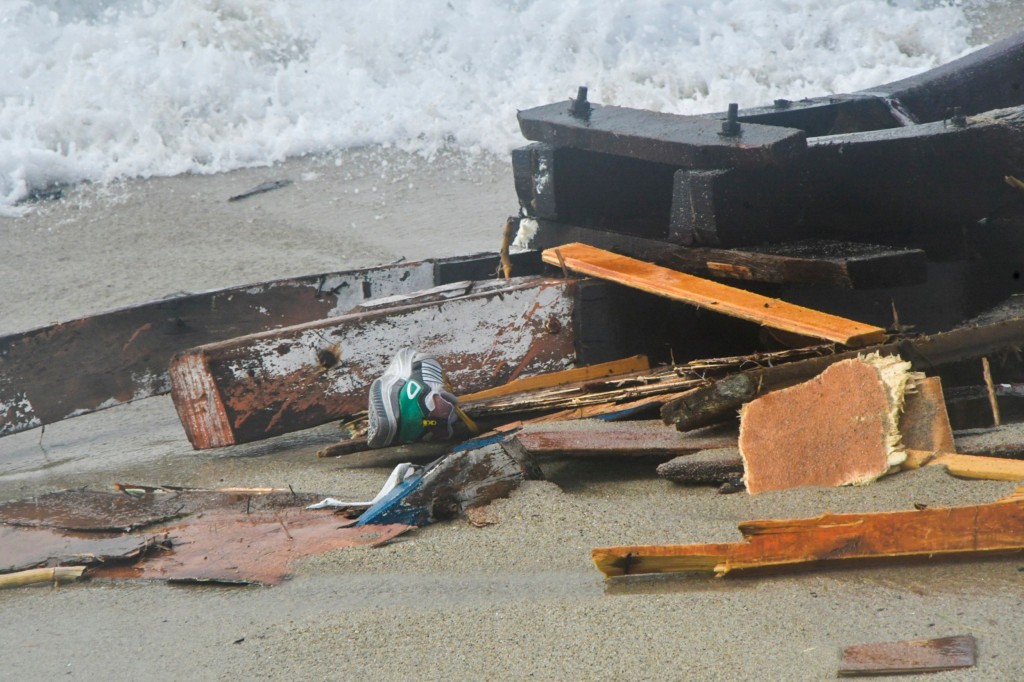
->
[
  {"left": 541, "top": 243, "right": 886, "bottom": 346},
  {"left": 838, "top": 635, "right": 977, "bottom": 677},
  {"left": 656, "top": 448, "right": 744, "bottom": 485},
  {"left": 0, "top": 566, "right": 86, "bottom": 589},
  {"left": 170, "top": 277, "right": 577, "bottom": 449},
  {"left": 510, "top": 420, "right": 735, "bottom": 459},
  {"left": 663, "top": 317, "right": 1024, "bottom": 430},
  {"left": 592, "top": 493, "right": 1024, "bottom": 578},
  {"left": 0, "top": 251, "right": 542, "bottom": 438},
  {"left": 738, "top": 355, "right": 912, "bottom": 494},
  {"left": 355, "top": 443, "right": 543, "bottom": 527}
]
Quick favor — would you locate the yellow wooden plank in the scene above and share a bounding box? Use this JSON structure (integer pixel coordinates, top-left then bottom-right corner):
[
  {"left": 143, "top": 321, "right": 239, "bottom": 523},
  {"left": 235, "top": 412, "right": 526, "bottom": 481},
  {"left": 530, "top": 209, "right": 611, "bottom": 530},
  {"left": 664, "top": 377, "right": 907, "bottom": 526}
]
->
[
  {"left": 542, "top": 243, "right": 887, "bottom": 347},
  {"left": 904, "top": 449, "right": 1024, "bottom": 481},
  {"left": 460, "top": 355, "right": 650, "bottom": 402}
]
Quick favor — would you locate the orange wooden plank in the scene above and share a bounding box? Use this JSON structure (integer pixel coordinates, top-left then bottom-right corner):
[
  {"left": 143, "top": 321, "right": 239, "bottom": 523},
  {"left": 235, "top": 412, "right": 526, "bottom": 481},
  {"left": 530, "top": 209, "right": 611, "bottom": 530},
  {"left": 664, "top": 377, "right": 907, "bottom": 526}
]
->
[
  {"left": 460, "top": 355, "right": 650, "bottom": 402},
  {"left": 542, "top": 243, "right": 886, "bottom": 347},
  {"left": 593, "top": 496, "right": 1024, "bottom": 577}
]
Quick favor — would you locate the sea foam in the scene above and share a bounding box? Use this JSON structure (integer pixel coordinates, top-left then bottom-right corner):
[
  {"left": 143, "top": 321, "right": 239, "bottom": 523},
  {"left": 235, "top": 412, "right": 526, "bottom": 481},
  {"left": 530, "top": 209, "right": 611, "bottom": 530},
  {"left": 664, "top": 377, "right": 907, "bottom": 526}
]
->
[{"left": 0, "top": 0, "right": 979, "bottom": 216}]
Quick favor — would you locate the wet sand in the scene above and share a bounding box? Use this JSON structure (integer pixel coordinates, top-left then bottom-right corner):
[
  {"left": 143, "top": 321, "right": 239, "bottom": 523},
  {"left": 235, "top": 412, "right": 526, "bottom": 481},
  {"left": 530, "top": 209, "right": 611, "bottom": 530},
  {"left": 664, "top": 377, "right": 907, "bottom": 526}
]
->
[{"left": 6, "top": 17, "right": 1024, "bottom": 678}]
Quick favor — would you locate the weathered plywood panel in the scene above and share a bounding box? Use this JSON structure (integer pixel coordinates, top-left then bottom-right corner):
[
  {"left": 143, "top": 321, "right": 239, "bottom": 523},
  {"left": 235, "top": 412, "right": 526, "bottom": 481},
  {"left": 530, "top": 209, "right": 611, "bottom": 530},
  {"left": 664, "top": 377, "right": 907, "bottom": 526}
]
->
[{"left": 171, "top": 277, "right": 578, "bottom": 449}]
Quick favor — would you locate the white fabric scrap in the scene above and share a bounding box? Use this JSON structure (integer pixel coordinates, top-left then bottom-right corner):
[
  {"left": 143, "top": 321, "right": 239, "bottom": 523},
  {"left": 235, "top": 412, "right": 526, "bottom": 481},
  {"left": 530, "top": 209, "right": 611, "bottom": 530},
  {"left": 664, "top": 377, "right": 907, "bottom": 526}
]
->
[{"left": 306, "top": 462, "right": 423, "bottom": 509}]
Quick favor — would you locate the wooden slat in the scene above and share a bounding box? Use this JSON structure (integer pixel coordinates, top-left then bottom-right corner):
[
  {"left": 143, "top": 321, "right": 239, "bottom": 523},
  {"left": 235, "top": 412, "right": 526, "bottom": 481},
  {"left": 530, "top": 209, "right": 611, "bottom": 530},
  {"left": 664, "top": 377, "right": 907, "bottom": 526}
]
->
[
  {"left": 541, "top": 243, "right": 886, "bottom": 346},
  {"left": 593, "top": 496, "right": 1024, "bottom": 577},
  {"left": 510, "top": 420, "right": 735, "bottom": 458},
  {"left": 839, "top": 635, "right": 976, "bottom": 676},
  {"left": 460, "top": 355, "right": 650, "bottom": 402},
  {"left": 903, "top": 449, "right": 1024, "bottom": 481},
  {"left": 170, "top": 277, "right": 578, "bottom": 449}
]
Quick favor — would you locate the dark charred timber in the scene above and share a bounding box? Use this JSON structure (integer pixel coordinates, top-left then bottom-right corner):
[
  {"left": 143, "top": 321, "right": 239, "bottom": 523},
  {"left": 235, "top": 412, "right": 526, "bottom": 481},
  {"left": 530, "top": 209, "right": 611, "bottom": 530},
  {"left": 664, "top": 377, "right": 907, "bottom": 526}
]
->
[
  {"left": 532, "top": 221, "right": 926, "bottom": 289},
  {"left": 867, "top": 31, "right": 1024, "bottom": 123},
  {"left": 656, "top": 448, "right": 744, "bottom": 486},
  {"left": 517, "top": 102, "right": 808, "bottom": 170},
  {"left": 661, "top": 316, "right": 1024, "bottom": 431}
]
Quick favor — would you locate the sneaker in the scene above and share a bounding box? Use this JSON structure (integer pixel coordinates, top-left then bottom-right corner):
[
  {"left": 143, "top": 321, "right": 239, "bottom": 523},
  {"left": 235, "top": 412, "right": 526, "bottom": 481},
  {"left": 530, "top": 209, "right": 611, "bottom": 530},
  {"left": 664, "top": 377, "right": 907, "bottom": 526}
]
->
[{"left": 366, "top": 349, "right": 460, "bottom": 448}]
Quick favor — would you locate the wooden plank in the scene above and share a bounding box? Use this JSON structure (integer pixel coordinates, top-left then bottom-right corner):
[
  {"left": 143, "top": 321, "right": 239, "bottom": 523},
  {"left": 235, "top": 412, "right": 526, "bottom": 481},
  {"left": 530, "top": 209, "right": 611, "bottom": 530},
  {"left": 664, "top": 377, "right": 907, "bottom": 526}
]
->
[
  {"left": 459, "top": 355, "right": 650, "bottom": 402},
  {"left": 0, "top": 252, "right": 538, "bottom": 439},
  {"left": 530, "top": 222, "right": 927, "bottom": 289},
  {"left": 542, "top": 243, "right": 886, "bottom": 346},
  {"left": 903, "top": 449, "right": 1024, "bottom": 481},
  {"left": 838, "top": 635, "right": 976, "bottom": 676},
  {"left": 663, "top": 317, "right": 1024, "bottom": 430},
  {"left": 592, "top": 495, "right": 1024, "bottom": 578},
  {"left": 517, "top": 101, "right": 807, "bottom": 169},
  {"left": 170, "top": 277, "right": 578, "bottom": 449},
  {"left": 510, "top": 420, "right": 735, "bottom": 458},
  {"left": 657, "top": 448, "right": 744, "bottom": 486}
]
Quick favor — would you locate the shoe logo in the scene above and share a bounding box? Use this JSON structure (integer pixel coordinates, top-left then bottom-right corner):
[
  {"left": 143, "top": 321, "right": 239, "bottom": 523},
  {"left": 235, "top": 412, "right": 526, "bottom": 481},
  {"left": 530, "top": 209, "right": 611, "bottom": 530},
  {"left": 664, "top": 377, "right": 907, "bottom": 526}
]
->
[
  {"left": 405, "top": 381, "right": 423, "bottom": 401},
  {"left": 422, "top": 419, "right": 438, "bottom": 426}
]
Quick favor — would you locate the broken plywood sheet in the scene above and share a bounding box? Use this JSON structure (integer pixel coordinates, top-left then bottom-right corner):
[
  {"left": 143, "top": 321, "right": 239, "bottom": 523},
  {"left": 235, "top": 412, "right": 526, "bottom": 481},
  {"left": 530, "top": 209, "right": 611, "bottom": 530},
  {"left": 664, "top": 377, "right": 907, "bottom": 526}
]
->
[
  {"left": 170, "top": 277, "right": 578, "bottom": 449},
  {"left": 91, "top": 511, "right": 411, "bottom": 585},
  {"left": 541, "top": 243, "right": 886, "bottom": 346},
  {"left": 838, "top": 635, "right": 976, "bottom": 677},
  {"left": 0, "top": 525, "right": 166, "bottom": 574},
  {"left": 592, "top": 494, "right": 1024, "bottom": 577},
  {"left": 510, "top": 420, "right": 736, "bottom": 458},
  {"left": 739, "top": 354, "right": 914, "bottom": 494}
]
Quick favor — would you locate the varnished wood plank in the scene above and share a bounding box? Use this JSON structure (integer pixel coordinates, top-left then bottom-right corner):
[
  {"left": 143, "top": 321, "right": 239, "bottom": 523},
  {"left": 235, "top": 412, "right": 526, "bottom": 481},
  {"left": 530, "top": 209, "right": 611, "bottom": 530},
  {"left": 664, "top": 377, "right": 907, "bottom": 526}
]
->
[
  {"left": 542, "top": 243, "right": 886, "bottom": 346},
  {"left": 170, "top": 278, "right": 578, "bottom": 449},
  {"left": 459, "top": 355, "right": 650, "bottom": 402},
  {"left": 593, "top": 495, "right": 1024, "bottom": 577}
]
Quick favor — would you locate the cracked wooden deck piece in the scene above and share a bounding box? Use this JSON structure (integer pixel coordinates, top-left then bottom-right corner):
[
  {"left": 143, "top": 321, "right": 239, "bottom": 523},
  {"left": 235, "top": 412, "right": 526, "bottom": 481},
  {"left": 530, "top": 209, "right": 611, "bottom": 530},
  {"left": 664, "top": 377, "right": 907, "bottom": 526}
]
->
[
  {"left": 592, "top": 491, "right": 1024, "bottom": 578},
  {"left": 541, "top": 243, "right": 886, "bottom": 346},
  {"left": 738, "top": 355, "right": 914, "bottom": 494},
  {"left": 170, "top": 277, "right": 578, "bottom": 449}
]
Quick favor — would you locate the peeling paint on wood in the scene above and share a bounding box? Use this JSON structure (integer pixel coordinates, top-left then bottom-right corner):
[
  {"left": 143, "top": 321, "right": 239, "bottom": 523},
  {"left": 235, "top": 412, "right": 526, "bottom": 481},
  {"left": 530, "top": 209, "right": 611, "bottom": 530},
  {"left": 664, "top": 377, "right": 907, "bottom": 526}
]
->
[{"left": 171, "top": 277, "right": 578, "bottom": 449}]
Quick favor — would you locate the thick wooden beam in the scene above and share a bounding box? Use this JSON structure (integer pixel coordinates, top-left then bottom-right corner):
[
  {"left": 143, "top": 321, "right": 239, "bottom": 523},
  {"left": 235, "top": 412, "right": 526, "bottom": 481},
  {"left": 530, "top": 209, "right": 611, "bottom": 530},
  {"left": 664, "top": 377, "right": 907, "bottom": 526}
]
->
[
  {"left": 517, "top": 101, "right": 807, "bottom": 170},
  {"left": 0, "top": 251, "right": 542, "bottom": 438},
  {"left": 542, "top": 243, "right": 886, "bottom": 346},
  {"left": 530, "top": 222, "right": 927, "bottom": 289},
  {"left": 592, "top": 495, "right": 1024, "bottom": 578},
  {"left": 170, "top": 277, "right": 578, "bottom": 449},
  {"left": 662, "top": 317, "right": 1024, "bottom": 430}
]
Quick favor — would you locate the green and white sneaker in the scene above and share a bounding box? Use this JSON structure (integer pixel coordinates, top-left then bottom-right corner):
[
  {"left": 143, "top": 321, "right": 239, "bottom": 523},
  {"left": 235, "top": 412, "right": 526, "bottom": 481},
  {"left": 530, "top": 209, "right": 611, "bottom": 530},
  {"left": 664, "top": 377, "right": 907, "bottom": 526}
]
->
[{"left": 366, "top": 348, "right": 460, "bottom": 449}]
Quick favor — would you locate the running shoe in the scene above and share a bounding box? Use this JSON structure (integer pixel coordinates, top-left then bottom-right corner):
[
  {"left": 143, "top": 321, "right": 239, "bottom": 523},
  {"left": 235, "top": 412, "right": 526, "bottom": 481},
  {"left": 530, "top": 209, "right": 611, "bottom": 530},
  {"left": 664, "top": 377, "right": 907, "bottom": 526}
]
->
[{"left": 366, "top": 349, "right": 460, "bottom": 448}]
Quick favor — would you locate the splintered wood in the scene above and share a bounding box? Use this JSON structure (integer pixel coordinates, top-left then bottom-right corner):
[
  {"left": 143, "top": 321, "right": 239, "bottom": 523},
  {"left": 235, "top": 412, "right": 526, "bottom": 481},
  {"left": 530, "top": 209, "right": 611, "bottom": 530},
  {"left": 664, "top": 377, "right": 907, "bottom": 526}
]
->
[
  {"left": 738, "top": 355, "right": 914, "bottom": 494},
  {"left": 592, "top": 493, "right": 1024, "bottom": 578},
  {"left": 541, "top": 243, "right": 886, "bottom": 346}
]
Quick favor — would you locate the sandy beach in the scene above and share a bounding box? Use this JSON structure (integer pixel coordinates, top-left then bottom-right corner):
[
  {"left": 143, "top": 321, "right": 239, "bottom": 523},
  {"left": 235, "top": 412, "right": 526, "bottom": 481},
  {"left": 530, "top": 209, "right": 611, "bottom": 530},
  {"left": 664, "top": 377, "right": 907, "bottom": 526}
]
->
[{"left": 6, "top": 7, "right": 1024, "bottom": 677}]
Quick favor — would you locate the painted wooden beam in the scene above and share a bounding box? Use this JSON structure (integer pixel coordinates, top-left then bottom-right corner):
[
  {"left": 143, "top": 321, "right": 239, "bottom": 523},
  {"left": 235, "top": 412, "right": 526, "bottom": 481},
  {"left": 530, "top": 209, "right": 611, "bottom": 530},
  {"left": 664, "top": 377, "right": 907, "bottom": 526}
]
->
[
  {"left": 592, "top": 495, "right": 1024, "bottom": 578},
  {"left": 170, "top": 277, "right": 578, "bottom": 449},
  {"left": 0, "top": 251, "right": 542, "bottom": 438},
  {"left": 542, "top": 242, "right": 886, "bottom": 346}
]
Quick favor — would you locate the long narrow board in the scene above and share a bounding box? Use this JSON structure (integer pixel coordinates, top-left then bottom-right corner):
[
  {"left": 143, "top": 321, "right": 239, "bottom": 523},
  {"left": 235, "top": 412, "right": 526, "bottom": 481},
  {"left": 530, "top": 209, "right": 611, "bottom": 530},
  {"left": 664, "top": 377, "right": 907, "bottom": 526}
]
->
[
  {"left": 592, "top": 494, "right": 1024, "bottom": 577},
  {"left": 510, "top": 420, "right": 735, "bottom": 458},
  {"left": 459, "top": 355, "right": 650, "bottom": 402},
  {"left": 542, "top": 243, "right": 886, "bottom": 347},
  {"left": 0, "top": 251, "right": 540, "bottom": 438},
  {"left": 170, "top": 277, "right": 578, "bottom": 449}
]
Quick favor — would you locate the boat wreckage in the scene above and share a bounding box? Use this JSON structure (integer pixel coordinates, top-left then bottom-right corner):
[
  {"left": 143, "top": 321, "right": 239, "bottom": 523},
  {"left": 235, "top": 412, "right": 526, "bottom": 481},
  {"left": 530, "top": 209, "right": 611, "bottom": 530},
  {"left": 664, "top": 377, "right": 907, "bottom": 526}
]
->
[{"left": 6, "top": 32, "right": 1024, "bottom": 607}]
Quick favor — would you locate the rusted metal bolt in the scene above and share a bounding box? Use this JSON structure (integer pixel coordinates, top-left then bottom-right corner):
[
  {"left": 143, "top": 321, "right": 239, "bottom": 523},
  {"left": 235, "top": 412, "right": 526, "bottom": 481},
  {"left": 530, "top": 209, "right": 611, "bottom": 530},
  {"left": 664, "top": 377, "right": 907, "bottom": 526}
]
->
[
  {"left": 569, "top": 86, "right": 591, "bottom": 120},
  {"left": 720, "top": 103, "right": 741, "bottom": 137}
]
